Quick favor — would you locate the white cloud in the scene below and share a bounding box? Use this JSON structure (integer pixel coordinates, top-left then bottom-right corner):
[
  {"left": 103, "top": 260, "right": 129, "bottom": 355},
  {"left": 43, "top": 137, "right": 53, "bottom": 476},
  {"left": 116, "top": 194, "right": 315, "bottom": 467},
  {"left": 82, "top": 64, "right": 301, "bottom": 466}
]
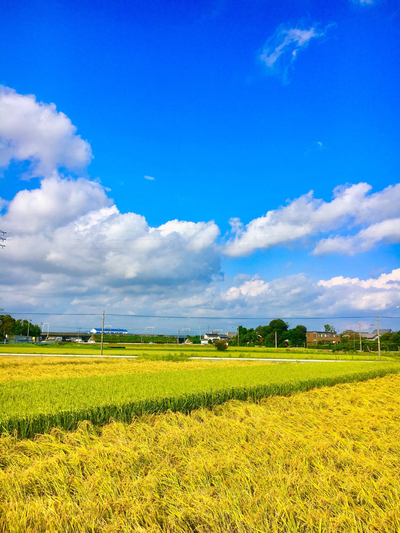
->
[
  {"left": 0, "top": 177, "right": 221, "bottom": 312},
  {"left": 317, "top": 269, "right": 400, "bottom": 312},
  {"left": 0, "top": 87, "right": 223, "bottom": 314},
  {"left": 260, "top": 22, "right": 326, "bottom": 82},
  {"left": 144, "top": 175, "right": 155, "bottom": 181},
  {"left": 0, "top": 86, "right": 92, "bottom": 179},
  {"left": 216, "top": 268, "right": 400, "bottom": 318},
  {"left": 225, "top": 183, "right": 400, "bottom": 257},
  {"left": 222, "top": 274, "right": 322, "bottom": 313},
  {"left": 314, "top": 218, "right": 400, "bottom": 256},
  {"left": 2, "top": 175, "right": 111, "bottom": 233},
  {"left": 0, "top": 87, "right": 398, "bottom": 326}
]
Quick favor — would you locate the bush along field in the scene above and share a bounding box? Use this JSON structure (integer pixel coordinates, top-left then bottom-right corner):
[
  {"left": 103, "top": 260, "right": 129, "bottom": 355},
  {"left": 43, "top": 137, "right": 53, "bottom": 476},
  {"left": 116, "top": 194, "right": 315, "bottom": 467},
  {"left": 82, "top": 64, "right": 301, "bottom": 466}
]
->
[
  {"left": 1, "top": 372, "right": 400, "bottom": 532},
  {"left": 1, "top": 361, "right": 400, "bottom": 438}
]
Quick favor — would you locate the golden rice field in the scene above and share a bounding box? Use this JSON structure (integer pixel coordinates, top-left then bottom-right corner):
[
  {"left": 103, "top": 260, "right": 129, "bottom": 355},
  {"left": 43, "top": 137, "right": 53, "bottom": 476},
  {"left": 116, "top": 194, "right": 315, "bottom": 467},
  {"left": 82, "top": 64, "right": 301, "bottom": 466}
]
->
[
  {"left": 0, "top": 356, "right": 260, "bottom": 383},
  {"left": 1, "top": 373, "right": 399, "bottom": 532}
]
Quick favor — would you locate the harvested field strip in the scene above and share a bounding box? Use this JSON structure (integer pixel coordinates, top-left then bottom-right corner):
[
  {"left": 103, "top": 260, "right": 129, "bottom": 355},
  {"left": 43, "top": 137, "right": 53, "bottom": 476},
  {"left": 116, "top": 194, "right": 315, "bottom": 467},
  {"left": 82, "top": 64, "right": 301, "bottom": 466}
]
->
[
  {"left": 0, "top": 356, "right": 260, "bottom": 383},
  {"left": 1, "top": 362, "right": 400, "bottom": 438},
  {"left": 1, "top": 373, "right": 400, "bottom": 532}
]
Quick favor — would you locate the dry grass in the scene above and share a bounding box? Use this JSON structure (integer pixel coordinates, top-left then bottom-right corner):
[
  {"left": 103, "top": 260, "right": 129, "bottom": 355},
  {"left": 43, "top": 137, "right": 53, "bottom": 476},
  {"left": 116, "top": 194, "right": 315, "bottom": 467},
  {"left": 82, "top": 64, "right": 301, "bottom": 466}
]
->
[{"left": 1, "top": 373, "right": 400, "bottom": 531}]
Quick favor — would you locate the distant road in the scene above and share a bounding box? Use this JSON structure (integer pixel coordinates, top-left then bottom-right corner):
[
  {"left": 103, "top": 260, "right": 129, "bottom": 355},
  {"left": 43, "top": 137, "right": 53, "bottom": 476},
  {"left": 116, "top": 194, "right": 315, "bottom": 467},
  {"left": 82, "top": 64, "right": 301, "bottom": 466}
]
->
[{"left": 0, "top": 353, "right": 381, "bottom": 363}]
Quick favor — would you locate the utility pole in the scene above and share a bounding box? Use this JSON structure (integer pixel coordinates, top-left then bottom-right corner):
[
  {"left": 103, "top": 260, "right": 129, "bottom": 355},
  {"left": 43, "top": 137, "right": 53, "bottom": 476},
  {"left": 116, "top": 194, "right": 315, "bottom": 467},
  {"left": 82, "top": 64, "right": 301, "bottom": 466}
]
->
[
  {"left": 182, "top": 327, "right": 191, "bottom": 343},
  {"left": 237, "top": 324, "right": 240, "bottom": 347},
  {"left": 177, "top": 329, "right": 179, "bottom": 345},
  {"left": 77, "top": 327, "right": 81, "bottom": 342},
  {"left": 275, "top": 331, "right": 277, "bottom": 349},
  {"left": 100, "top": 310, "right": 105, "bottom": 356},
  {"left": 359, "top": 321, "right": 362, "bottom": 352},
  {"left": 377, "top": 312, "right": 381, "bottom": 361}
]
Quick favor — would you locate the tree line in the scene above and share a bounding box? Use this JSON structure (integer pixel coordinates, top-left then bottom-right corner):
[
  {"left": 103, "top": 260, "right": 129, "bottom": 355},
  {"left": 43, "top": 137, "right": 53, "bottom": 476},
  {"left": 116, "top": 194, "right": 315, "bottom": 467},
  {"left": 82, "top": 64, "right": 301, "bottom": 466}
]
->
[
  {"left": 231, "top": 319, "right": 307, "bottom": 347},
  {"left": 0, "top": 315, "right": 41, "bottom": 341}
]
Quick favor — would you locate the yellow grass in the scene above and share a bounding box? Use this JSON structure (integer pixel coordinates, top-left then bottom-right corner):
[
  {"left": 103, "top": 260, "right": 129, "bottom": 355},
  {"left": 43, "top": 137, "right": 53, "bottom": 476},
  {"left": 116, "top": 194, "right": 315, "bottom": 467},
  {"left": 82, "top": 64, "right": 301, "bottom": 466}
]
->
[
  {"left": 1, "top": 373, "right": 400, "bottom": 531},
  {"left": 0, "top": 356, "right": 262, "bottom": 383}
]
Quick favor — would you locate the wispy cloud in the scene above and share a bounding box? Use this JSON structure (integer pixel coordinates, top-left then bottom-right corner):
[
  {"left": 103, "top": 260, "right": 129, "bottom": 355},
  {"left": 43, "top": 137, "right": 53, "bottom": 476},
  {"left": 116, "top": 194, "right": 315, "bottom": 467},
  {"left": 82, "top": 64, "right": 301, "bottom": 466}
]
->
[
  {"left": 260, "top": 22, "right": 328, "bottom": 83},
  {"left": 314, "top": 218, "right": 400, "bottom": 256},
  {"left": 144, "top": 175, "right": 155, "bottom": 181},
  {"left": 305, "top": 141, "right": 325, "bottom": 157},
  {"left": 352, "top": 0, "right": 376, "bottom": 6}
]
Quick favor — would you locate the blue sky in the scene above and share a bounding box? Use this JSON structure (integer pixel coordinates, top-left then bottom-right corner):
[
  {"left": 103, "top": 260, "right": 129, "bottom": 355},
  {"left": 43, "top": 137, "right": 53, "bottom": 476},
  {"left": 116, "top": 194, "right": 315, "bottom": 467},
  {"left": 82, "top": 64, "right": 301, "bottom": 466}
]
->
[{"left": 0, "top": 0, "right": 399, "bottom": 333}]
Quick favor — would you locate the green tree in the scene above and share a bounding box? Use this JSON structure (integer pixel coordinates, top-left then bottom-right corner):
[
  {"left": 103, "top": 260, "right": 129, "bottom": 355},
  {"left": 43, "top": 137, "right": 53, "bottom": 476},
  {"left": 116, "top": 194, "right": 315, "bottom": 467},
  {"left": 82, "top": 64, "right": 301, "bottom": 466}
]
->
[
  {"left": 324, "top": 324, "right": 336, "bottom": 332},
  {"left": 233, "top": 326, "right": 259, "bottom": 346},
  {"left": 0, "top": 315, "right": 16, "bottom": 341},
  {"left": 262, "top": 319, "right": 289, "bottom": 347},
  {"left": 14, "top": 319, "right": 41, "bottom": 337},
  {"left": 287, "top": 325, "right": 307, "bottom": 347}
]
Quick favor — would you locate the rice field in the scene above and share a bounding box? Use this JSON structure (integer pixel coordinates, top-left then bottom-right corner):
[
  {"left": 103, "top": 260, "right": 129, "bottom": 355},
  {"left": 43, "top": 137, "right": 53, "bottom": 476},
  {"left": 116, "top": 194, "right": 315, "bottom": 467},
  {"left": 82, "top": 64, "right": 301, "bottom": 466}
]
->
[
  {"left": 0, "top": 355, "right": 259, "bottom": 383},
  {"left": 1, "top": 372, "right": 399, "bottom": 532},
  {"left": 1, "top": 342, "right": 396, "bottom": 361},
  {"left": 1, "top": 359, "right": 400, "bottom": 438}
]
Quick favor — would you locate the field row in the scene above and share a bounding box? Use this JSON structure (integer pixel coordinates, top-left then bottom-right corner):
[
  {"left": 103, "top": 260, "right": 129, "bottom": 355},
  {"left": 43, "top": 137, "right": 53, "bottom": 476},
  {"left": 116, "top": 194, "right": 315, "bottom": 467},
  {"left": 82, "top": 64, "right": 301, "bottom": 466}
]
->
[
  {"left": 1, "top": 373, "right": 399, "bottom": 532},
  {"left": 0, "top": 356, "right": 258, "bottom": 382},
  {"left": 1, "top": 361, "right": 400, "bottom": 438},
  {"left": 1, "top": 343, "right": 396, "bottom": 361}
]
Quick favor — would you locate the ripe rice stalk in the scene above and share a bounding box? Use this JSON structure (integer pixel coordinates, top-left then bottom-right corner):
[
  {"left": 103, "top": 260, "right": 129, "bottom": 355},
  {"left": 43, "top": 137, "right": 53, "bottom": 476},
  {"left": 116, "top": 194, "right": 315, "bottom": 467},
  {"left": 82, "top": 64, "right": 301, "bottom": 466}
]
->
[{"left": 1, "top": 362, "right": 400, "bottom": 438}]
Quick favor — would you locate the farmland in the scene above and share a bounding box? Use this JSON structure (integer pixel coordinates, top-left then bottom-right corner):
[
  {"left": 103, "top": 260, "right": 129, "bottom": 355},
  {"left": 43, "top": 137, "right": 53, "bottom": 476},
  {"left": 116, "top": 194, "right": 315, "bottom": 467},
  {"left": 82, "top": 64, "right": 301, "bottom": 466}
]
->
[
  {"left": 0, "top": 356, "right": 258, "bottom": 383},
  {"left": 0, "top": 342, "right": 397, "bottom": 361},
  {"left": 1, "top": 357, "right": 400, "bottom": 438},
  {"left": 1, "top": 371, "right": 400, "bottom": 531}
]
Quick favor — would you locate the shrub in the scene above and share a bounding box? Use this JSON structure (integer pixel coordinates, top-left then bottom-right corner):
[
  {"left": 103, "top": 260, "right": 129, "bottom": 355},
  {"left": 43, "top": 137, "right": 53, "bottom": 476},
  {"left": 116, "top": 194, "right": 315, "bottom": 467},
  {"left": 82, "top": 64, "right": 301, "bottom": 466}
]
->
[{"left": 214, "top": 340, "right": 228, "bottom": 351}]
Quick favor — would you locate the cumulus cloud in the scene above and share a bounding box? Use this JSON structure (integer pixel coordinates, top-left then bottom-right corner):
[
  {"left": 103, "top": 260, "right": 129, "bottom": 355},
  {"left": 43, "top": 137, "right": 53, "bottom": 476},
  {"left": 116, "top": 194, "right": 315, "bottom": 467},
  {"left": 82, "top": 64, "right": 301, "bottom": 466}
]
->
[
  {"left": 0, "top": 86, "right": 92, "bottom": 179},
  {"left": 0, "top": 177, "right": 221, "bottom": 312},
  {"left": 0, "top": 87, "right": 223, "bottom": 315},
  {"left": 1, "top": 87, "right": 398, "bottom": 325},
  {"left": 222, "top": 274, "right": 323, "bottom": 314},
  {"left": 318, "top": 269, "right": 400, "bottom": 312},
  {"left": 260, "top": 22, "right": 327, "bottom": 82},
  {"left": 215, "top": 268, "right": 400, "bottom": 318},
  {"left": 225, "top": 183, "right": 400, "bottom": 257},
  {"left": 2, "top": 175, "right": 111, "bottom": 233}
]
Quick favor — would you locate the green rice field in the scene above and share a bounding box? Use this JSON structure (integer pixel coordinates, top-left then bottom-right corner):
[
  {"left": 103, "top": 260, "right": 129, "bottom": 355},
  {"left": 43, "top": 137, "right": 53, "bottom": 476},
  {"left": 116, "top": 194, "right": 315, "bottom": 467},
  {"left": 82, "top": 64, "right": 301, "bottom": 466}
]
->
[{"left": 1, "top": 360, "right": 400, "bottom": 438}]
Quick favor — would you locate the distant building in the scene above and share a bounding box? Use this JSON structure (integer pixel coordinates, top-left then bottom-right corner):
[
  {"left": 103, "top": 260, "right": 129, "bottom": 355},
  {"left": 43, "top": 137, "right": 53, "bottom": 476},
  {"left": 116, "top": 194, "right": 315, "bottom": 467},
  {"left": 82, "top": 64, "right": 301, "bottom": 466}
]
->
[
  {"left": 360, "top": 329, "right": 392, "bottom": 341},
  {"left": 203, "top": 331, "right": 229, "bottom": 343},
  {"left": 39, "top": 332, "right": 91, "bottom": 342},
  {"left": 306, "top": 331, "right": 341, "bottom": 346},
  {"left": 90, "top": 328, "right": 128, "bottom": 335},
  {"left": 7, "top": 335, "right": 34, "bottom": 344}
]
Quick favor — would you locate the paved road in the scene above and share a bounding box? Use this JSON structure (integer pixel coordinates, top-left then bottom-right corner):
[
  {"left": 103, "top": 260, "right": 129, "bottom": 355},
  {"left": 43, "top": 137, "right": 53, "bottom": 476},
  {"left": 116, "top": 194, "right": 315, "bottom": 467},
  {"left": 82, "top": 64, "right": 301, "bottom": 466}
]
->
[{"left": 0, "top": 353, "right": 381, "bottom": 363}]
